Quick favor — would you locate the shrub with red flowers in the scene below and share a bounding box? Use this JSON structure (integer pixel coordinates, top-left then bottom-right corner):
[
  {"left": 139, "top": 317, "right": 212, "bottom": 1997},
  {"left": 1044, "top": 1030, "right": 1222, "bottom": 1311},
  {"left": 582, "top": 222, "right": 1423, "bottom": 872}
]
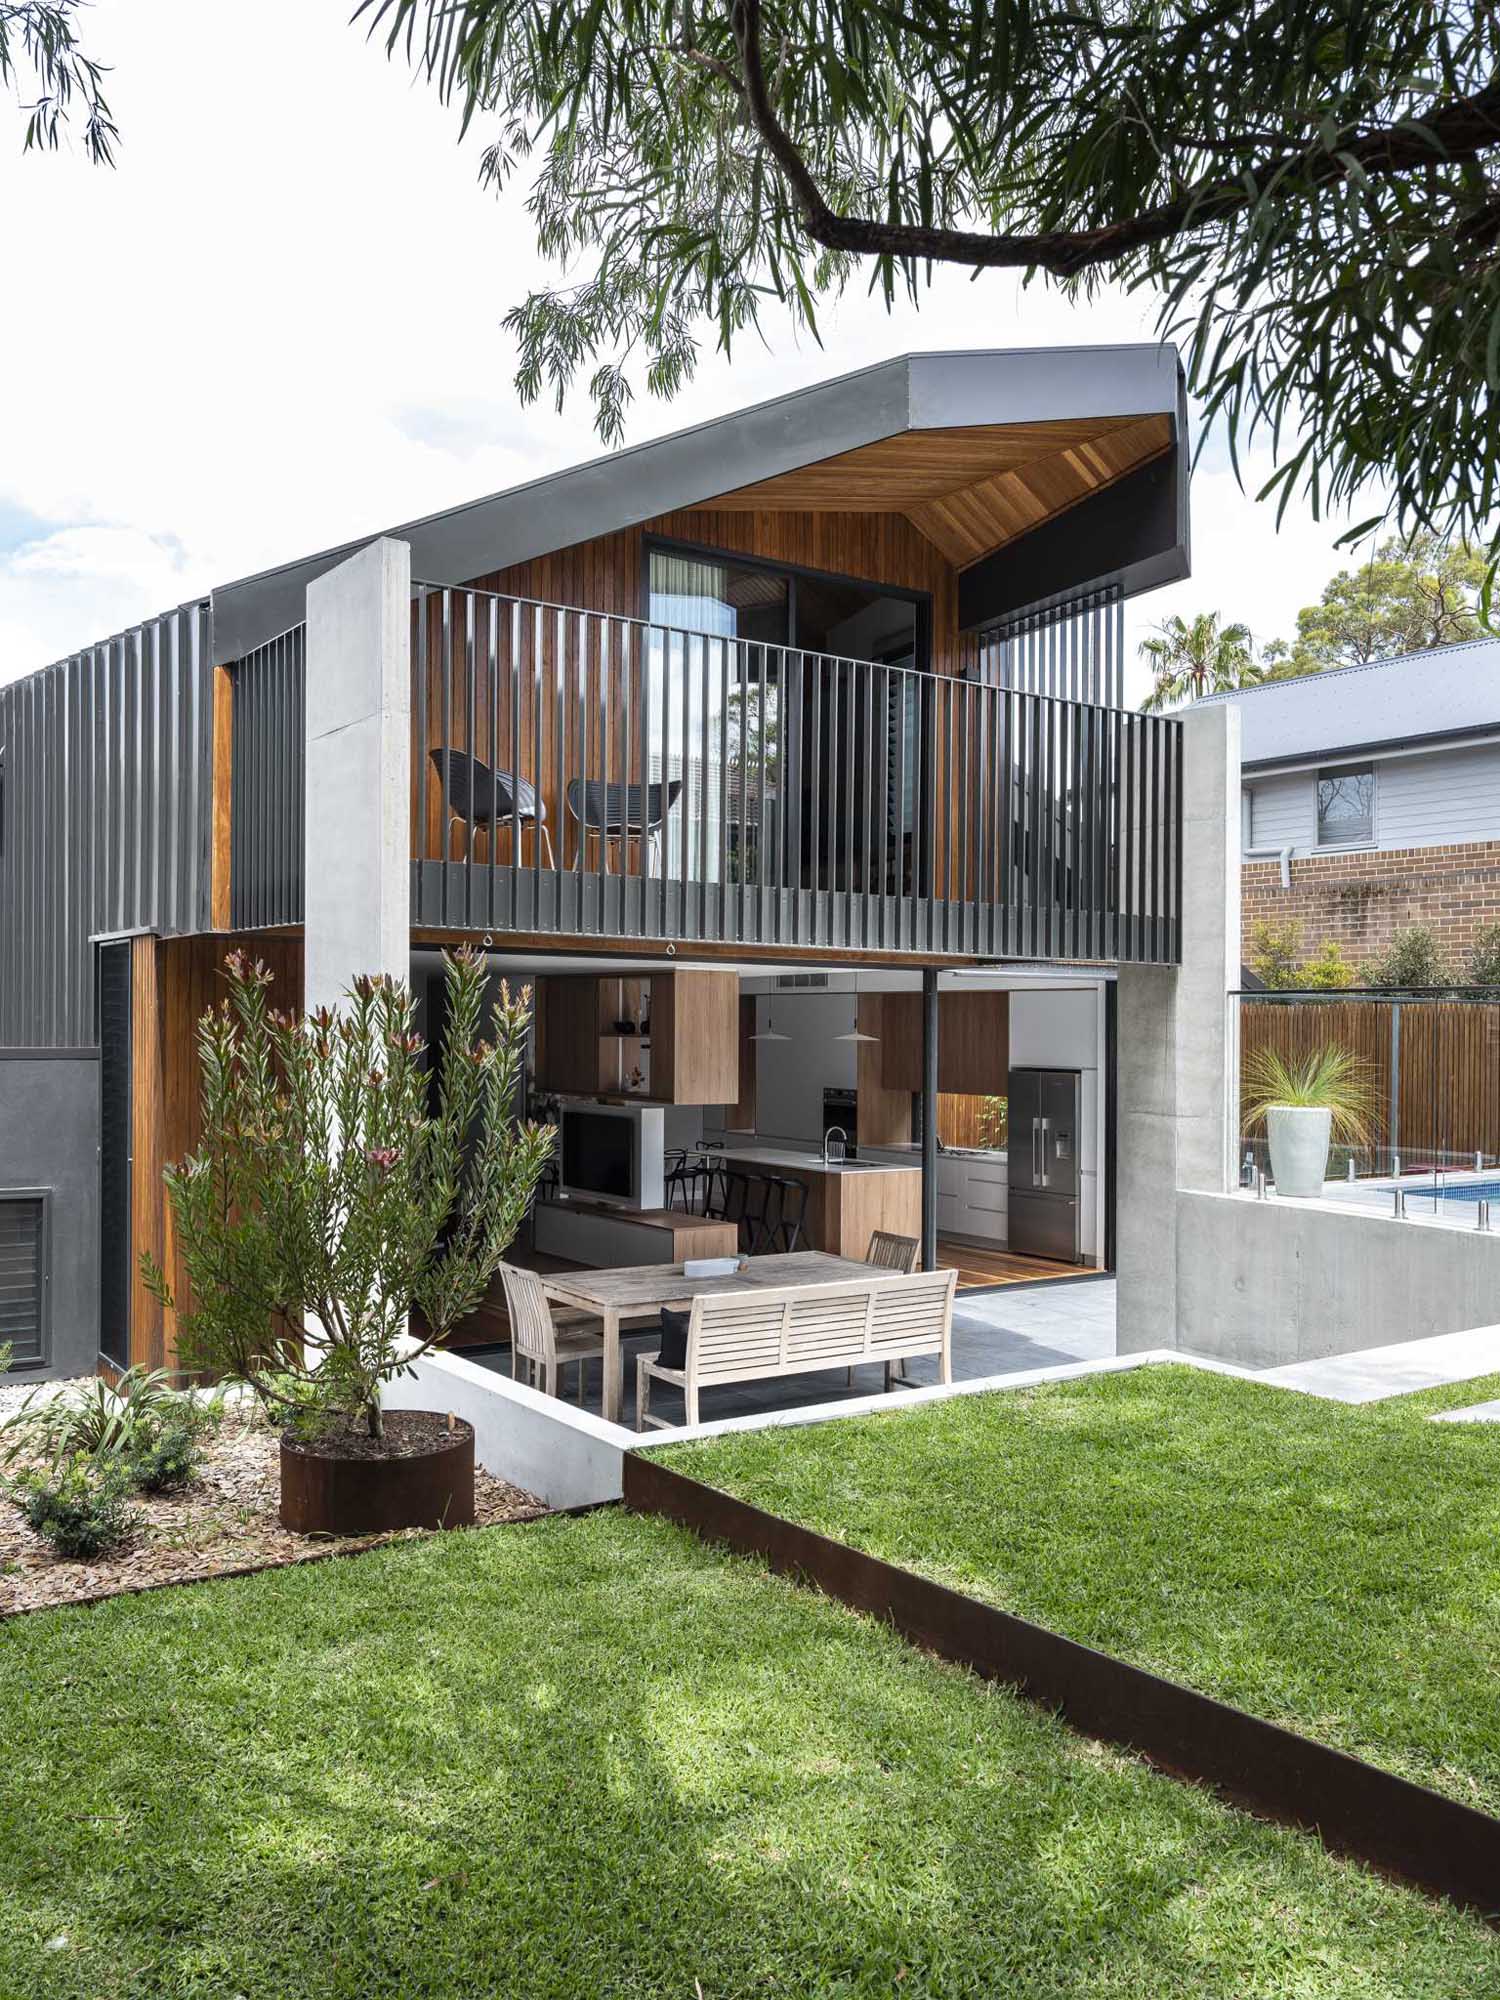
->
[{"left": 146, "top": 949, "right": 552, "bottom": 1443}]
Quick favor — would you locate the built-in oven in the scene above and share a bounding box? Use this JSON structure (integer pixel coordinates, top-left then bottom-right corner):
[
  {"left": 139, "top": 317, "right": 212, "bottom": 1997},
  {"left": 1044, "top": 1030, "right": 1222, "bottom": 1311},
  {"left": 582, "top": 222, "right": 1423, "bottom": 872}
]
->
[{"left": 822, "top": 1087, "right": 858, "bottom": 1158}]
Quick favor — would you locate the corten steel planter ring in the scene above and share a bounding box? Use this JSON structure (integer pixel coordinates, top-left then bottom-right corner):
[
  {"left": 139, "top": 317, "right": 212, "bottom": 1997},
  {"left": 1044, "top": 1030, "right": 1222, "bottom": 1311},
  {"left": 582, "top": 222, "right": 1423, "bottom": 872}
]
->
[
  {"left": 280, "top": 1415, "right": 476, "bottom": 1536},
  {"left": 623, "top": 1452, "right": 1500, "bottom": 1924}
]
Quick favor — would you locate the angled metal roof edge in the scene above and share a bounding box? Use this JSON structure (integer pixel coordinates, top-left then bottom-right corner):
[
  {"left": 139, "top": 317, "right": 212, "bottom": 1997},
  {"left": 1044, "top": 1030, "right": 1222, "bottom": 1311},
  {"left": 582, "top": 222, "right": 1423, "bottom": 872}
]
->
[
  {"left": 1197, "top": 633, "right": 1500, "bottom": 706},
  {"left": 1241, "top": 717, "right": 1500, "bottom": 773},
  {"left": 210, "top": 343, "right": 1184, "bottom": 662}
]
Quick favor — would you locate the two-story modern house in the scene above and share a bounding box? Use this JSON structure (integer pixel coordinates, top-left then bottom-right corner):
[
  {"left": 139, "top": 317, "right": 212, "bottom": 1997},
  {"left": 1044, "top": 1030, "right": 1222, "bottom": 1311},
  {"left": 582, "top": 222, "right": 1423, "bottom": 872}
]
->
[
  {"left": 1205, "top": 640, "right": 1500, "bottom": 972},
  {"left": 0, "top": 345, "right": 1191, "bottom": 1387}
]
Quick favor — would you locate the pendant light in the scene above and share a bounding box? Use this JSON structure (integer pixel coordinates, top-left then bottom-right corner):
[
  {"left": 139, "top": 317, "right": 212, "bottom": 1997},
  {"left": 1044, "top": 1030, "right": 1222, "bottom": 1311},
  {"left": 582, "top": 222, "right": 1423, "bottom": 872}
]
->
[
  {"left": 834, "top": 973, "right": 880, "bottom": 1044},
  {"left": 750, "top": 1004, "right": 789, "bottom": 1043}
]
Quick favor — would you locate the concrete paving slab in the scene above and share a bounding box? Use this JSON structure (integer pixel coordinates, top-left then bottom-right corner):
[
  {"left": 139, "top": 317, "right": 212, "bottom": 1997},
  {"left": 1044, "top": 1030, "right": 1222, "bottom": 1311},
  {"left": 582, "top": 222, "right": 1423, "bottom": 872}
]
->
[
  {"left": 1431, "top": 1399, "right": 1500, "bottom": 1424},
  {"left": 1254, "top": 1324, "right": 1500, "bottom": 1403}
]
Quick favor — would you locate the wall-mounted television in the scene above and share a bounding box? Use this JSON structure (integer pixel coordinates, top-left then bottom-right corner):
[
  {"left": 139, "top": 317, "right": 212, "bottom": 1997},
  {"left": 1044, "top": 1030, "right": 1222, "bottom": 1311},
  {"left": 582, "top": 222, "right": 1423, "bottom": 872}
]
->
[{"left": 557, "top": 1103, "right": 665, "bottom": 1210}]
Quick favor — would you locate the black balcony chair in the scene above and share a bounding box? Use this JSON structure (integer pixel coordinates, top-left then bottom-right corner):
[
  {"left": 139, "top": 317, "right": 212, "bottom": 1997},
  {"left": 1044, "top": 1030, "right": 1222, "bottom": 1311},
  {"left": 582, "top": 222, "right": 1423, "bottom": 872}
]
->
[
  {"left": 565, "top": 779, "right": 683, "bottom": 871},
  {"left": 430, "top": 748, "right": 554, "bottom": 867}
]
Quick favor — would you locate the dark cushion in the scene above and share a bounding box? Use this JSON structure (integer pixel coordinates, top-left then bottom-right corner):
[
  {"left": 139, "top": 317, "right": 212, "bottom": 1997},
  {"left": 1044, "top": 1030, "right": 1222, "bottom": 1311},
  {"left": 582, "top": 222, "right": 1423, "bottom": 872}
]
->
[{"left": 656, "top": 1307, "right": 690, "bottom": 1372}]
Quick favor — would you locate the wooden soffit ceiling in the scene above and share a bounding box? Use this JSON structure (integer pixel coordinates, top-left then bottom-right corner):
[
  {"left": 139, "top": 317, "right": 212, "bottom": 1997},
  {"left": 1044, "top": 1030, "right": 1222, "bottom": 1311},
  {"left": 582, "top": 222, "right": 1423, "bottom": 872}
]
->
[{"left": 701, "top": 412, "right": 1173, "bottom": 568}]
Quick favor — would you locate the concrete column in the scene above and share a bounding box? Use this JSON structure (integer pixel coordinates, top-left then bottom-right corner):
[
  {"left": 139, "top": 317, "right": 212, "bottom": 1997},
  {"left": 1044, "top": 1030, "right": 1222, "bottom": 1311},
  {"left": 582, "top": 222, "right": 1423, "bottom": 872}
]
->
[
  {"left": 1115, "top": 701, "right": 1241, "bottom": 1350},
  {"left": 303, "top": 538, "right": 411, "bottom": 1012}
]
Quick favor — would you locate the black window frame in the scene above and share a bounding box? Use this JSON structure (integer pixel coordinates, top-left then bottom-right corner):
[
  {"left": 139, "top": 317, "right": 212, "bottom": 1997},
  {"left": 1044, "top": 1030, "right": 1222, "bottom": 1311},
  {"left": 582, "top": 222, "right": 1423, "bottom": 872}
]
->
[
  {"left": 1315, "top": 763, "right": 1376, "bottom": 849},
  {"left": 0, "top": 1186, "right": 51, "bottom": 1373},
  {"left": 641, "top": 535, "right": 933, "bottom": 672}
]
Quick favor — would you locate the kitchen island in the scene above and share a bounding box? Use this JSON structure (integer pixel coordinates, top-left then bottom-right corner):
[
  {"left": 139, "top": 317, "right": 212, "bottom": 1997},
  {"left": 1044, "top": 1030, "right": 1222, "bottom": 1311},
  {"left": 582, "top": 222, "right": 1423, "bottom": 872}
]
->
[{"left": 720, "top": 1146, "right": 921, "bottom": 1259}]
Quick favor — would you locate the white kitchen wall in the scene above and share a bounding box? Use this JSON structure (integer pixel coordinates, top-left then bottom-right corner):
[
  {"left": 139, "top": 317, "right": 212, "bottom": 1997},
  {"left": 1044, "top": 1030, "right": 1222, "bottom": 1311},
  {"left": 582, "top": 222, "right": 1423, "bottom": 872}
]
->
[{"left": 742, "top": 992, "right": 857, "bottom": 1144}]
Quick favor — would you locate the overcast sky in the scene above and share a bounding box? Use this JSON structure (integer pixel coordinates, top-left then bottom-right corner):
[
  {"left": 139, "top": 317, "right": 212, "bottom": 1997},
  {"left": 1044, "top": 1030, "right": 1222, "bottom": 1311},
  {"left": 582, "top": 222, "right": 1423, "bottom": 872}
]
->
[{"left": 0, "top": 0, "right": 1372, "bottom": 700}]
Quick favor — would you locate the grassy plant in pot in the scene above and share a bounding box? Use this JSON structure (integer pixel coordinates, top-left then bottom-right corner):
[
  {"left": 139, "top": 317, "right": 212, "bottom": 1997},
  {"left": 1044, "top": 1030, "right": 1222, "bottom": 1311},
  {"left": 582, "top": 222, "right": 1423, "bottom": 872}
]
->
[
  {"left": 1241, "top": 1045, "right": 1377, "bottom": 1199},
  {"left": 146, "top": 949, "right": 553, "bottom": 1536}
]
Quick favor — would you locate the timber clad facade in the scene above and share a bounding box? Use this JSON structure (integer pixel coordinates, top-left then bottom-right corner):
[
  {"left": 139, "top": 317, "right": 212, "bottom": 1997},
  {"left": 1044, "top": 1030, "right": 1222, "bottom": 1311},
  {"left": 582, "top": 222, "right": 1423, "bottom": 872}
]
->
[{"left": 0, "top": 345, "right": 1192, "bottom": 1375}]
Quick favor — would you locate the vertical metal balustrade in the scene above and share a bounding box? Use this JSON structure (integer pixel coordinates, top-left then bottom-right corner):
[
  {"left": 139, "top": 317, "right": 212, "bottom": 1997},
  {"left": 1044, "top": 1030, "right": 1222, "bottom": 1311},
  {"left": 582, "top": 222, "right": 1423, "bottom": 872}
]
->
[
  {"left": 409, "top": 584, "right": 1181, "bottom": 966},
  {"left": 230, "top": 625, "right": 307, "bottom": 931}
]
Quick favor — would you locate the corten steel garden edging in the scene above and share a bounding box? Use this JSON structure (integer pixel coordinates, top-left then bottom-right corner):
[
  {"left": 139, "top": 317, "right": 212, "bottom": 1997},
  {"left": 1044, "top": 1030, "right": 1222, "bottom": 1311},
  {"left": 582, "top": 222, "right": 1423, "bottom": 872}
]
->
[{"left": 623, "top": 1451, "right": 1500, "bottom": 1922}]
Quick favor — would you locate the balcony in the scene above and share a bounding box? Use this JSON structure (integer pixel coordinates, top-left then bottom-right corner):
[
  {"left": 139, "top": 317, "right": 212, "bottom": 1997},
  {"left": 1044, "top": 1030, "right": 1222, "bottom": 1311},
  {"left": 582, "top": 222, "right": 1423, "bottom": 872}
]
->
[{"left": 409, "top": 584, "right": 1180, "bottom": 963}]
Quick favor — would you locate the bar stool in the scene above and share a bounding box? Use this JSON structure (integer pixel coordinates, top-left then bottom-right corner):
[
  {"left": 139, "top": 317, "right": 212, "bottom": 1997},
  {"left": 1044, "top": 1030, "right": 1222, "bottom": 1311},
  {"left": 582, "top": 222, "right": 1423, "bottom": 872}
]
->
[
  {"left": 767, "top": 1176, "right": 808, "bottom": 1253},
  {"left": 722, "top": 1171, "right": 772, "bottom": 1252},
  {"left": 664, "top": 1151, "right": 696, "bottom": 1211}
]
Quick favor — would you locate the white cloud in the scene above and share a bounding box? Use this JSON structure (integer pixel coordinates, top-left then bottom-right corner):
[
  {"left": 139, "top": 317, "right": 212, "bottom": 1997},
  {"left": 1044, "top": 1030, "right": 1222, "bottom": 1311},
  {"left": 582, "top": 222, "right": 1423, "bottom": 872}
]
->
[{"left": 0, "top": 0, "right": 1367, "bottom": 691}]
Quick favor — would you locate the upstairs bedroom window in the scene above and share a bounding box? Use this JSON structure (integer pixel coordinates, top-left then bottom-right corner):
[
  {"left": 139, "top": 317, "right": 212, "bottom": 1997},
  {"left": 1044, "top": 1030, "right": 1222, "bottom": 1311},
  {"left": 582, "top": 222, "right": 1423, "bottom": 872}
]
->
[{"left": 1316, "top": 765, "right": 1375, "bottom": 847}]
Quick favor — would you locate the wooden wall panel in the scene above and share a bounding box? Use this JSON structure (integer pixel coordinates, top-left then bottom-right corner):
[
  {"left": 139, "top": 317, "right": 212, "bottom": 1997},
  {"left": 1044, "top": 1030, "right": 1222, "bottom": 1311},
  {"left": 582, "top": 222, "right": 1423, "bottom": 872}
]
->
[
  {"left": 451, "top": 507, "right": 979, "bottom": 900},
  {"left": 877, "top": 991, "right": 1010, "bottom": 1095},
  {"left": 466, "top": 508, "right": 963, "bottom": 676},
  {"left": 857, "top": 994, "right": 913, "bottom": 1146},
  {"left": 420, "top": 552, "right": 646, "bottom": 871},
  {"left": 139, "top": 932, "right": 304, "bottom": 1370},
  {"left": 653, "top": 970, "right": 740, "bottom": 1104},
  {"left": 643, "top": 508, "right": 962, "bottom": 678},
  {"left": 210, "top": 665, "right": 234, "bottom": 931}
]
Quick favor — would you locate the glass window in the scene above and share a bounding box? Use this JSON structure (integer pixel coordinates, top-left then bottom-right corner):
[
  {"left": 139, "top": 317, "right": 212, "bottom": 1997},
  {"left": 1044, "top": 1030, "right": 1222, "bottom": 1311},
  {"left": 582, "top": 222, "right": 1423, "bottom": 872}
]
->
[
  {"left": 647, "top": 550, "right": 789, "bottom": 646},
  {"left": 1316, "top": 765, "right": 1375, "bottom": 846}
]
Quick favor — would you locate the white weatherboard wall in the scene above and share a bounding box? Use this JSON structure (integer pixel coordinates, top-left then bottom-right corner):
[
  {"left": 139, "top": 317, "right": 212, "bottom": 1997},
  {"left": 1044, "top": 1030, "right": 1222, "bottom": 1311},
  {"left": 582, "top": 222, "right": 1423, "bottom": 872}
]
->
[
  {"left": 1245, "top": 739, "right": 1500, "bottom": 856},
  {"left": 304, "top": 537, "right": 412, "bottom": 1011}
]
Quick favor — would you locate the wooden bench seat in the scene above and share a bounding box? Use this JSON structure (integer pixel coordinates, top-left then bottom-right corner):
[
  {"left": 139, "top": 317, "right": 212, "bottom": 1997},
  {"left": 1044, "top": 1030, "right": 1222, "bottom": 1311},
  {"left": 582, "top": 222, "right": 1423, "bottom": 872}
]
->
[{"left": 635, "top": 1267, "right": 956, "bottom": 1429}]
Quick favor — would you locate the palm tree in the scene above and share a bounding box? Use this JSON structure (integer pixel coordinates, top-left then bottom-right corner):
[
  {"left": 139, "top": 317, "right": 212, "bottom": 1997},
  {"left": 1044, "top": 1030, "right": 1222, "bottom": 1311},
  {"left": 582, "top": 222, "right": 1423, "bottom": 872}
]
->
[{"left": 1139, "top": 613, "right": 1262, "bottom": 712}]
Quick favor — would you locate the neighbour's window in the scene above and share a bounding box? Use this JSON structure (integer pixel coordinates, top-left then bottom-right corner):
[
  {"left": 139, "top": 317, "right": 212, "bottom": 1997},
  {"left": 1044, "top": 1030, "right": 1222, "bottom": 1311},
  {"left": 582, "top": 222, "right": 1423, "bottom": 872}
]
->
[{"left": 1316, "top": 765, "right": 1375, "bottom": 847}]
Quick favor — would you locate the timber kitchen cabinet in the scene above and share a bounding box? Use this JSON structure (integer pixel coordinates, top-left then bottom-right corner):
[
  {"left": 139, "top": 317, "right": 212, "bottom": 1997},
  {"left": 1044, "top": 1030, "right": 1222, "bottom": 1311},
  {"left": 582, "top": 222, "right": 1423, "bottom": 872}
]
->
[
  {"left": 873, "top": 991, "right": 1011, "bottom": 1096},
  {"left": 535, "top": 970, "right": 739, "bottom": 1105}
]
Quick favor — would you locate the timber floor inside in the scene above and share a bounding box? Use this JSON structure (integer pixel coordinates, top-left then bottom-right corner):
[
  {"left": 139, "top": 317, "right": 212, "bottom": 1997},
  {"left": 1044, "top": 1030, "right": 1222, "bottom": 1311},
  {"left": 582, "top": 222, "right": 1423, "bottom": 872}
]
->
[{"left": 934, "top": 1239, "right": 1090, "bottom": 1291}]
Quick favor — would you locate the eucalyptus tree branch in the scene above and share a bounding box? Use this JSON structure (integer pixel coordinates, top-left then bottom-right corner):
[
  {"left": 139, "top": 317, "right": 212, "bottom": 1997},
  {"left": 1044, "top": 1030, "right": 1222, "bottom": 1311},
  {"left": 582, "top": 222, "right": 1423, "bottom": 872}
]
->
[{"left": 730, "top": 0, "right": 1500, "bottom": 279}]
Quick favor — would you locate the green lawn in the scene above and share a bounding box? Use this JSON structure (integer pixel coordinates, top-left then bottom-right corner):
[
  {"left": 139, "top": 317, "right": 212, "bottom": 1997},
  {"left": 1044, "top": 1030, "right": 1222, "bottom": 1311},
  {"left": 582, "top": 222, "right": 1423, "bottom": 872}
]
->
[
  {"left": 2, "top": 1511, "right": 1496, "bottom": 1996},
  {"left": 663, "top": 1363, "right": 1500, "bottom": 1817}
]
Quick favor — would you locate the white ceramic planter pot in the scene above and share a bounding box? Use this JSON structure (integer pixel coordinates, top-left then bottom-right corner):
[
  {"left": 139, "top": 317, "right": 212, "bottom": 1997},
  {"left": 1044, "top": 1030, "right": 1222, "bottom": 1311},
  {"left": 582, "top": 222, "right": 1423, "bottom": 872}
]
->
[{"left": 1266, "top": 1105, "right": 1333, "bottom": 1198}]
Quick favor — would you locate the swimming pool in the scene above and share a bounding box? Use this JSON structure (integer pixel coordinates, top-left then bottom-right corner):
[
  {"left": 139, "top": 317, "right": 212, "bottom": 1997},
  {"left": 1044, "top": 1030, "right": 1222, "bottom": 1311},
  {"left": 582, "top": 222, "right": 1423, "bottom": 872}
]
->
[{"left": 1375, "top": 1177, "right": 1500, "bottom": 1206}]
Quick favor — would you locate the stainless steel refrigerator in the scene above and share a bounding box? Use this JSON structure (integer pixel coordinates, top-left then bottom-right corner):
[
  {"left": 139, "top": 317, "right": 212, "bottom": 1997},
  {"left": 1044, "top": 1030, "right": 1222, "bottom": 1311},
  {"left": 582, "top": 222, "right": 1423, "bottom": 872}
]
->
[{"left": 1007, "top": 1068, "right": 1083, "bottom": 1263}]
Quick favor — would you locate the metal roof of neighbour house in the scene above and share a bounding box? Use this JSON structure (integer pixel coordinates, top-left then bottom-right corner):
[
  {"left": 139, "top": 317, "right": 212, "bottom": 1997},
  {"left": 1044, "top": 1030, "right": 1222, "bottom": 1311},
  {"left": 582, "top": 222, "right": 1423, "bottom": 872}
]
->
[
  {"left": 1198, "top": 638, "right": 1500, "bottom": 770},
  {"left": 209, "top": 344, "right": 1190, "bottom": 661}
]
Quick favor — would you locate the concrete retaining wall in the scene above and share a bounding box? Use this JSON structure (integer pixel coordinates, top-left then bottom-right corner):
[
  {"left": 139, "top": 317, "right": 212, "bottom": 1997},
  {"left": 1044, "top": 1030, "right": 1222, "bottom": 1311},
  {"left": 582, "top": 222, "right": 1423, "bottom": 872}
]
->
[
  {"left": 0, "top": 1051, "right": 99, "bottom": 1380},
  {"left": 1174, "top": 1190, "right": 1500, "bottom": 1368},
  {"left": 382, "top": 1346, "right": 634, "bottom": 1510}
]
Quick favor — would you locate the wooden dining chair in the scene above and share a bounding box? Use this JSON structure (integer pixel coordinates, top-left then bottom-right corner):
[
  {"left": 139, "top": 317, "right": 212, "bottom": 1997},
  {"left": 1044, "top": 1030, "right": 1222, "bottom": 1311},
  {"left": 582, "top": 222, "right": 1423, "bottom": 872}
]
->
[
  {"left": 866, "top": 1230, "right": 920, "bottom": 1273},
  {"left": 498, "top": 1262, "right": 605, "bottom": 1405},
  {"left": 854, "top": 1231, "right": 923, "bottom": 1385}
]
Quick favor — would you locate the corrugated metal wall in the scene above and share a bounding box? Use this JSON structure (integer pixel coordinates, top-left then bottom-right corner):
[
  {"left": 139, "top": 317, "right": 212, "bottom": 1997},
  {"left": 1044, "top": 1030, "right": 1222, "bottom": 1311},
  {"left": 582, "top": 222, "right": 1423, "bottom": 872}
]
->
[
  {"left": 0, "top": 603, "right": 214, "bottom": 1048},
  {"left": 230, "top": 623, "right": 305, "bottom": 929}
]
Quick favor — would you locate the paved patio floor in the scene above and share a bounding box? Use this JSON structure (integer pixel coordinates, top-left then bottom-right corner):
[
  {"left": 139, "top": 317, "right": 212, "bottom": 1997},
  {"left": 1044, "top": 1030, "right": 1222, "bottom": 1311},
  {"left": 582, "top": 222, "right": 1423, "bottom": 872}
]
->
[{"left": 467, "top": 1274, "right": 1120, "bottom": 1428}]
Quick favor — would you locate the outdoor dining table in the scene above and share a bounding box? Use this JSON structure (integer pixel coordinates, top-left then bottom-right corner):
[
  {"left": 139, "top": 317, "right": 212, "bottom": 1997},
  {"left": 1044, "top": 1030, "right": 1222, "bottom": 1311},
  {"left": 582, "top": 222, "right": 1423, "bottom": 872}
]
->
[{"left": 538, "top": 1250, "right": 879, "bottom": 1424}]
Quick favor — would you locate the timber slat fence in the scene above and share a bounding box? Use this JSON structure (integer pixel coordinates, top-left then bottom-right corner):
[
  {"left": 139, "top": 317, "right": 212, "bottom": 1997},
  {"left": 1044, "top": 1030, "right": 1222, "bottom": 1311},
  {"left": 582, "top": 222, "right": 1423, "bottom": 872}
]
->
[{"left": 1239, "top": 993, "right": 1500, "bottom": 1163}]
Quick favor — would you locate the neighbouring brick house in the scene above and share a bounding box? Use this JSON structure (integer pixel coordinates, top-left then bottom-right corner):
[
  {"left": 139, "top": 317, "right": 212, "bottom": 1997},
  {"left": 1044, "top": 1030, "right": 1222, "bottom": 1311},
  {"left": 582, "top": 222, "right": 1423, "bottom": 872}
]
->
[{"left": 1200, "top": 639, "right": 1500, "bottom": 973}]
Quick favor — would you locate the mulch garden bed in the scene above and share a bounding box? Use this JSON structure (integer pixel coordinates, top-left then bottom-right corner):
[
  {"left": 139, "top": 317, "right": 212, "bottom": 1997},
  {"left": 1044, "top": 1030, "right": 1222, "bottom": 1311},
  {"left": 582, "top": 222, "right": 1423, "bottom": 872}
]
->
[{"left": 0, "top": 1398, "right": 547, "bottom": 1619}]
